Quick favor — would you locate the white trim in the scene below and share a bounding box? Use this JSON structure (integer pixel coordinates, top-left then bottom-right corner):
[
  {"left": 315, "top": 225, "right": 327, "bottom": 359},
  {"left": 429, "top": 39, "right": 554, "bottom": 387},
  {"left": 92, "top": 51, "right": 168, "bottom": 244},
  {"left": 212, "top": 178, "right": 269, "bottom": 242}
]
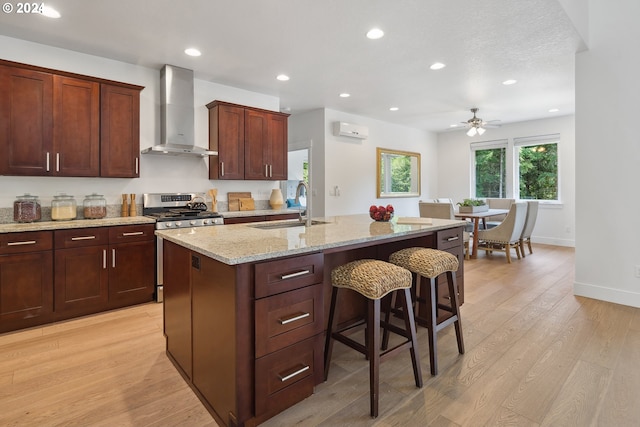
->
[{"left": 574, "top": 281, "right": 640, "bottom": 308}]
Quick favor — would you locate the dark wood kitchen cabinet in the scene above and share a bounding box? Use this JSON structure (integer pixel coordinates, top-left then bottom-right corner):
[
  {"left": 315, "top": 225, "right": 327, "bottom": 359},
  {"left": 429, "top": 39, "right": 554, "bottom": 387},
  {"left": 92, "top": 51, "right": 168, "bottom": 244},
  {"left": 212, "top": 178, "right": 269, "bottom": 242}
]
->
[
  {"left": 53, "top": 224, "right": 154, "bottom": 320},
  {"left": 207, "top": 100, "right": 289, "bottom": 181},
  {"left": 0, "top": 59, "right": 142, "bottom": 178},
  {"left": 0, "top": 231, "right": 54, "bottom": 333},
  {"left": 100, "top": 84, "right": 141, "bottom": 178}
]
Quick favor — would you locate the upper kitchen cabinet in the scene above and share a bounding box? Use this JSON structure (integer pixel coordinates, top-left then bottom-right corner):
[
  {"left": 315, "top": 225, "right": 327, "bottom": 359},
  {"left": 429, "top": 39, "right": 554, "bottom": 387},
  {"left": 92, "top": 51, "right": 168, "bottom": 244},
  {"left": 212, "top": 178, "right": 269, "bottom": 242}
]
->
[
  {"left": 207, "top": 100, "right": 289, "bottom": 181},
  {"left": 208, "top": 102, "right": 245, "bottom": 180},
  {"left": 0, "top": 60, "right": 143, "bottom": 178},
  {"left": 100, "top": 84, "right": 141, "bottom": 177},
  {"left": 0, "top": 65, "right": 53, "bottom": 176}
]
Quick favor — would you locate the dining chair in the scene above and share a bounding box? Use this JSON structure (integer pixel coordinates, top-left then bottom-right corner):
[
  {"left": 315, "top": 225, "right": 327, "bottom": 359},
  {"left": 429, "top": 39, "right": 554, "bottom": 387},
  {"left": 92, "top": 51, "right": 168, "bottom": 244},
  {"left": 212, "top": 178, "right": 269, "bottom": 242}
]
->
[
  {"left": 476, "top": 202, "right": 527, "bottom": 263},
  {"left": 519, "top": 200, "right": 539, "bottom": 257},
  {"left": 485, "top": 198, "right": 515, "bottom": 227},
  {"left": 419, "top": 202, "right": 470, "bottom": 259}
]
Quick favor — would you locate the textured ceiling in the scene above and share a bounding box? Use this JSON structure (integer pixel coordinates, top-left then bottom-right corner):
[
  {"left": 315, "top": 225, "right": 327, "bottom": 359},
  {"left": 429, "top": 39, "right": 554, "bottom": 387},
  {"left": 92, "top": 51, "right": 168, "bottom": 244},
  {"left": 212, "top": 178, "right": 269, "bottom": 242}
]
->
[{"left": 0, "top": 0, "right": 584, "bottom": 132}]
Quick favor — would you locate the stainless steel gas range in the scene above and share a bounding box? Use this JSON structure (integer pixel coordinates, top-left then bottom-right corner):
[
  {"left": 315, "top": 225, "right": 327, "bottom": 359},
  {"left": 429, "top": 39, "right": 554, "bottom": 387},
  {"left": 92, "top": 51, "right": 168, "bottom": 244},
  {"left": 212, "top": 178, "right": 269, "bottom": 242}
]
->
[{"left": 143, "top": 193, "right": 224, "bottom": 302}]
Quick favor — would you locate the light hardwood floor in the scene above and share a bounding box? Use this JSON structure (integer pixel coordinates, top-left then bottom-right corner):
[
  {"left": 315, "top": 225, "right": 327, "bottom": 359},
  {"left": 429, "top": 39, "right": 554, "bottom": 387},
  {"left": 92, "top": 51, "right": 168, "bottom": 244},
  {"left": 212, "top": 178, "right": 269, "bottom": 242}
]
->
[{"left": 1, "top": 244, "right": 639, "bottom": 426}]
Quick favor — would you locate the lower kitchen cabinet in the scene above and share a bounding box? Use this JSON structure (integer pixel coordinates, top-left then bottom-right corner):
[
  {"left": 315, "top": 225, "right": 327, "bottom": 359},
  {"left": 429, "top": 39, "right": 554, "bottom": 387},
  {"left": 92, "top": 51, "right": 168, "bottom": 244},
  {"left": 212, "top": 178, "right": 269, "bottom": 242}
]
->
[{"left": 0, "top": 231, "right": 53, "bottom": 333}]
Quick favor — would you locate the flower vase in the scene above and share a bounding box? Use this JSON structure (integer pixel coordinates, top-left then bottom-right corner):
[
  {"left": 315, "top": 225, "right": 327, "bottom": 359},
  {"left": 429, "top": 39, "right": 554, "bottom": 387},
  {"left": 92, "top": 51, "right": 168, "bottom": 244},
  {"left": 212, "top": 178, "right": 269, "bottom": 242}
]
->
[{"left": 269, "top": 189, "right": 284, "bottom": 210}]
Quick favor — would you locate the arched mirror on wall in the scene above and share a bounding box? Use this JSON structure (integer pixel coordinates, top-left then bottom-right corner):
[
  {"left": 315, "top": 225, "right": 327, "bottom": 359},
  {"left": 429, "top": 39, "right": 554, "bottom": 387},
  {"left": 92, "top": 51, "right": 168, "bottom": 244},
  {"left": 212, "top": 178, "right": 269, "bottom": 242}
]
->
[{"left": 376, "top": 147, "right": 421, "bottom": 198}]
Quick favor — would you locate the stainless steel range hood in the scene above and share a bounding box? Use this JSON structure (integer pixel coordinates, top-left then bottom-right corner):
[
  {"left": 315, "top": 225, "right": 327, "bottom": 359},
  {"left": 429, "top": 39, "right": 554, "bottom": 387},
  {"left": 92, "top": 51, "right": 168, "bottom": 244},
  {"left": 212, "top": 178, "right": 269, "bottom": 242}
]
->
[{"left": 141, "top": 65, "right": 217, "bottom": 157}]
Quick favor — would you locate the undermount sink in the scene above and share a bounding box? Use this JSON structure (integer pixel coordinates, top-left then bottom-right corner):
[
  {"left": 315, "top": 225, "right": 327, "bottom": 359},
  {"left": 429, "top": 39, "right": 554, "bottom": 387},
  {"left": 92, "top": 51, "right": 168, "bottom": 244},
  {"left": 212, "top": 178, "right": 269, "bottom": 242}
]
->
[{"left": 250, "top": 220, "right": 329, "bottom": 230}]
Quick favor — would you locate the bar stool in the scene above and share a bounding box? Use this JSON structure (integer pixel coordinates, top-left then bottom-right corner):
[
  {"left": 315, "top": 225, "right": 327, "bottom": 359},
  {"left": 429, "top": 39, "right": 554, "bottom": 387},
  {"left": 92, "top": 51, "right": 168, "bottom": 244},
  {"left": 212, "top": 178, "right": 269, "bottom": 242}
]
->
[
  {"left": 388, "top": 247, "right": 464, "bottom": 375},
  {"left": 324, "top": 259, "right": 422, "bottom": 418}
]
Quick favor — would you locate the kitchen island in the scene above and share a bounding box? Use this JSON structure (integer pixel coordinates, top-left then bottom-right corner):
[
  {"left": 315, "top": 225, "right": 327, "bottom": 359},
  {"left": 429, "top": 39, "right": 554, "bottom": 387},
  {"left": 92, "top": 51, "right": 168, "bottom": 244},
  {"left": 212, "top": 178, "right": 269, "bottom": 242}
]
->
[{"left": 156, "top": 214, "right": 466, "bottom": 427}]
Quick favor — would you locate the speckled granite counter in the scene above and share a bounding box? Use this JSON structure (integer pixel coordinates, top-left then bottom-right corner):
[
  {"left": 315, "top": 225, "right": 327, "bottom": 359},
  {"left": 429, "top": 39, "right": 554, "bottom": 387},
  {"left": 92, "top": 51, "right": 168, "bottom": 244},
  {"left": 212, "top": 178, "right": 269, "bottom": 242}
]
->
[
  {"left": 219, "top": 208, "right": 302, "bottom": 219},
  {"left": 155, "top": 214, "right": 467, "bottom": 265},
  {"left": 0, "top": 216, "right": 156, "bottom": 233}
]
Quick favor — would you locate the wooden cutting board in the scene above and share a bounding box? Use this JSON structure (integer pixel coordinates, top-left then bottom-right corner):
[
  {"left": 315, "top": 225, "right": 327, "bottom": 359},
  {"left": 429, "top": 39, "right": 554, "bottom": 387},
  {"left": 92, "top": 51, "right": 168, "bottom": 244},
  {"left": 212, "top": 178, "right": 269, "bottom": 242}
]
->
[
  {"left": 239, "top": 198, "right": 255, "bottom": 211},
  {"left": 228, "top": 192, "right": 251, "bottom": 211}
]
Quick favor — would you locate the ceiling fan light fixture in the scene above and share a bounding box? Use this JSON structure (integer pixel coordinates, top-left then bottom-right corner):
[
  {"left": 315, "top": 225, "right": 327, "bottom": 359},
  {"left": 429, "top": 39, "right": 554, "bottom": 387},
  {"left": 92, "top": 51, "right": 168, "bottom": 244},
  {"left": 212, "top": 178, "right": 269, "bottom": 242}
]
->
[
  {"left": 467, "top": 127, "right": 477, "bottom": 137},
  {"left": 477, "top": 127, "right": 486, "bottom": 135}
]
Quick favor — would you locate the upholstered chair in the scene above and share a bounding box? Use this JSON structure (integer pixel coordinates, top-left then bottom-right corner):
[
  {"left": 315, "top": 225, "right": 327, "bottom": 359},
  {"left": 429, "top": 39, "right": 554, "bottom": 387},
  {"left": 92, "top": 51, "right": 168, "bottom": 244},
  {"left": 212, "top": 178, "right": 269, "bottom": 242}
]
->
[
  {"left": 520, "top": 201, "right": 539, "bottom": 257},
  {"left": 418, "top": 202, "right": 470, "bottom": 260},
  {"left": 476, "top": 202, "right": 527, "bottom": 263}
]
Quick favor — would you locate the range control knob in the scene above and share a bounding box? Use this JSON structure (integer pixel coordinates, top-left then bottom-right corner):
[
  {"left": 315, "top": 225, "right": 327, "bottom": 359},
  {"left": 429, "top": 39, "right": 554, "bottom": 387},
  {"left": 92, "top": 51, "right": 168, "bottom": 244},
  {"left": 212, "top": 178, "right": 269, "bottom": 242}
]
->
[
  {"left": 203, "top": 219, "right": 210, "bottom": 225},
  {"left": 190, "top": 220, "right": 197, "bottom": 226},
  {"left": 164, "top": 222, "right": 173, "bottom": 228},
  {"left": 175, "top": 221, "right": 182, "bottom": 228}
]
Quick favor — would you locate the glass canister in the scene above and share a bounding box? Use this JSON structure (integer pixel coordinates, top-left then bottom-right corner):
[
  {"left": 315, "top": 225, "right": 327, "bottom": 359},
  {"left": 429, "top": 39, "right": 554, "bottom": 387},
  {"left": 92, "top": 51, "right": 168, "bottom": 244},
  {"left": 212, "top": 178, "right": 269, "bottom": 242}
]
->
[
  {"left": 13, "top": 194, "right": 42, "bottom": 223},
  {"left": 51, "top": 194, "right": 77, "bottom": 221},
  {"left": 83, "top": 193, "right": 107, "bottom": 219}
]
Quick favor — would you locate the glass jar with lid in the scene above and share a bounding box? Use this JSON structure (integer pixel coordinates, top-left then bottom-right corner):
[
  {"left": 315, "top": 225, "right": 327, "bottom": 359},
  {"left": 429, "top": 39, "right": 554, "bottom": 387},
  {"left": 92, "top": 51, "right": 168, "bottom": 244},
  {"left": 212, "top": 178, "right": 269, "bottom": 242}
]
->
[
  {"left": 83, "top": 193, "right": 107, "bottom": 219},
  {"left": 51, "top": 194, "right": 77, "bottom": 221},
  {"left": 14, "top": 194, "right": 42, "bottom": 223}
]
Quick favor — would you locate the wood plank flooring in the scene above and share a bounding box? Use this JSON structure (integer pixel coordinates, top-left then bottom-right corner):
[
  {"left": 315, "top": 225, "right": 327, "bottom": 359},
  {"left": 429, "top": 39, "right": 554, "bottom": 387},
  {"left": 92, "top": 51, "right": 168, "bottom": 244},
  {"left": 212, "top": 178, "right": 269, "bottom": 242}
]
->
[{"left": 1, "top": 244, "right": 639, "bottom": 426}]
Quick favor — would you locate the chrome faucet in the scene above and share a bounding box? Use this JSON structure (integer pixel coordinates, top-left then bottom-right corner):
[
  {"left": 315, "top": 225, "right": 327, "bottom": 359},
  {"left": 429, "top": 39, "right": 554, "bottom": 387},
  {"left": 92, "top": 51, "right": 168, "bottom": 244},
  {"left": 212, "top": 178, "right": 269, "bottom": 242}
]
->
[{"left": 295, "top": 181, "right": 311, "bottom": 227}]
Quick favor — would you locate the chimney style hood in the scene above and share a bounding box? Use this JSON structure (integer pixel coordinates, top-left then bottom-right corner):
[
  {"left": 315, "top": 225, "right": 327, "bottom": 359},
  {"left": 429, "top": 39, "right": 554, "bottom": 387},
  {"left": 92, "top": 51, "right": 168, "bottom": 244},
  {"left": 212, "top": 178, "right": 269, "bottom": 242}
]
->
[{"left": 141, "top": 65, "right": 217, "bottom": 157}]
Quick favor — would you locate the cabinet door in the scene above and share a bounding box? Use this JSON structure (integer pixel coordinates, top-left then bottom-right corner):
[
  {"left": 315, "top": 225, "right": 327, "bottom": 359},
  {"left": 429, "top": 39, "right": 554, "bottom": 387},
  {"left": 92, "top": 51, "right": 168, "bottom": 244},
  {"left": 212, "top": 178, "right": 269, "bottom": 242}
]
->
[
  {"left": 53, "top": 75, "right": 100, "bottom": 176},
  {"left": 0, "top": 65, "right": 53, "bottom": 176},
  {"left": 108, "top": 240, "right": 155, "bottom": 309},
  {"left": 54, "top": 245, "right": 109, "bottom": 320},
  {"left": 209, "top": 103, "right": 244, "bottom": 180},
  {"left": 0, "top": 251, "right": 53, "bottom": 333},
  {"left": 100, "top": 84, "right": 140, "bottom": 177},
  {"left": 163, "top": 240, "right": 192, "bottom": 379},
  {"left": 267, "top": 113, "right": 288, "bottom": 180},
  {"left": 244, "top": 109, "right": 269, "bottom": 180}
]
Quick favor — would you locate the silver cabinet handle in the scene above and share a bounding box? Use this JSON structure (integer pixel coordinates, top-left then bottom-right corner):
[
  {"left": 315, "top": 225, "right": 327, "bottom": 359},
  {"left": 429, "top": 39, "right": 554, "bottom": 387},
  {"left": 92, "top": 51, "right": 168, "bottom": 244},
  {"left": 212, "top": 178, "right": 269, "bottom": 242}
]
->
[
  {"left": 135, "top": 157, "right": 139, "bottom": 174},
  {"left": 71, "top": 235, "right": 97, "bottom": 241},
  {"left": 56, "top": 153, "right": 60, "bottom": 172},
  {"left": 112, "top": 248, "right": 116, "bottom": 268},
  {"left": 103, "top": 249, "right": 107, "bottom": 269},
  {"left": 46, "top": 152, "right": 50, "bottom": 172},
  {"left": 7, "top": 240, "right": 36, "bottom": 246},
  {"left": 447, "top": 236, "right": 460, "bottom": 242},
  {"left": 278, "top": 365, "right": 310, "bottom": 382},
  {"left": 278, "top": 312, "right": 310, "bottom": 325},
  {"left": 265, "top": 164, "right": 269, "bottom": 177},
  {"left": 269, "top": 164, "right": 273, "bottom": 177},
  {"left": 122, "top": 231, "right": 144, "bottom": 236},
  {"left": 220, "top": 162, "right": 224, "bottom": 176},
  {"left": 280, "top": 270, "right": 310, "bottom": 280}
]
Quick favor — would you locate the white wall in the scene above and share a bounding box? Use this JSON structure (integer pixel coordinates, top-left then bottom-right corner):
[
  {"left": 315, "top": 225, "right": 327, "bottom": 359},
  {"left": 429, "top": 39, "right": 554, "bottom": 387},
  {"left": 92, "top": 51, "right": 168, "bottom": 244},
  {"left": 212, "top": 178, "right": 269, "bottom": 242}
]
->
[
  {"left": 574, "top": 0, "right": 640, "bottom": 307},
  {"left": 437, "top": 115, "right": 576, "bottom": 247},
  {"left": 0, "top": 35, "right": 281, "bottom": 209}
]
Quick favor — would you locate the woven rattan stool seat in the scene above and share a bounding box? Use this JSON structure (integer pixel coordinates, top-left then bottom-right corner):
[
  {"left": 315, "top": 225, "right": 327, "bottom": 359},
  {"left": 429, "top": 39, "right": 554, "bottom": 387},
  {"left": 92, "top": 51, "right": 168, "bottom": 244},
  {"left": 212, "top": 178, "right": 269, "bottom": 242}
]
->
[
  {"left": 389, "top": 247, "right": 458, "bottom": 278},
  {"left": 331, "top": 259, "right": 412, "bottom": 300}
]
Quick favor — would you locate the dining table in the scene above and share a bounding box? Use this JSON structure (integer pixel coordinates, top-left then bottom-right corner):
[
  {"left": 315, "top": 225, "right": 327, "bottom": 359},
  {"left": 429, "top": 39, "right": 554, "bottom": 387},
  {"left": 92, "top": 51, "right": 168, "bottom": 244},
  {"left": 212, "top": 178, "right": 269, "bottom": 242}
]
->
[{"left": 454, "top": 208, "right": 510, "bottom": 259}]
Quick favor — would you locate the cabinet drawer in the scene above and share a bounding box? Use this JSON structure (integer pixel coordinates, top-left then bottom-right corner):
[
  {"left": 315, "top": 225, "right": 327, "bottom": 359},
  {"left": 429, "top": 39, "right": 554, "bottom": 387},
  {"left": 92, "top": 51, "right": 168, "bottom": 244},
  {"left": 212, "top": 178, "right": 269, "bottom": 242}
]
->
[
  {"left": 255, "top": 284, "right": 323, "bottom": 357},
  {"left": 108, "top": 224, "right": 154, "bottom": 243},
  {"left": 255, "top": 252, "right": 323, "bottom": 298},
  {"left": 255, "top": 334, "right": 322, "bottom": 417},
  {"left": 54, "top": 228, "right": 109, "bottom": 249},
  {"left": 436, "top": 226, "right": 464, "bottom": 250},
  {"left": 0, "top": 231, "right": 53, "bottom": 254}
]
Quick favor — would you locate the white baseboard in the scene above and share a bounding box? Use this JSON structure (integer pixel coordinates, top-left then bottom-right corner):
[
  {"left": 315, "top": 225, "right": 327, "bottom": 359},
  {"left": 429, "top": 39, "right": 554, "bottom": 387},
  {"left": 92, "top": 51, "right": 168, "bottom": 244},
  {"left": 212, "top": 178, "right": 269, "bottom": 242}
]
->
[
  {"left": 574, "top": 281, "right": 640, "bottom": 308},
  {"left": 532, "top": 236, "right": 575, "bottom": 247}
]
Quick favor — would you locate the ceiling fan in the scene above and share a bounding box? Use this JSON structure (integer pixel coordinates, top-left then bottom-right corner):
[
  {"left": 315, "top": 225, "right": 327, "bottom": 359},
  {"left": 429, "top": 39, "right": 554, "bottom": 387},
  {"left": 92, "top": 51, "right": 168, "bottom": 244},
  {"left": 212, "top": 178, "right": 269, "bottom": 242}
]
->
[{"left": 463, "top": 108, "right": 501, "bottom": 136}]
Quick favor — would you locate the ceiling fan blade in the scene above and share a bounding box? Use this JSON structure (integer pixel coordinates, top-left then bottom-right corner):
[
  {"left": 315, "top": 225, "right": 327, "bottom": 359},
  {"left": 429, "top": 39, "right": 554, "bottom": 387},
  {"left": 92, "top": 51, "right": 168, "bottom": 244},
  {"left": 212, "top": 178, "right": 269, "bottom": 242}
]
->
[{"left": 482, "top": 123, "right": 501, "bottom": 128}]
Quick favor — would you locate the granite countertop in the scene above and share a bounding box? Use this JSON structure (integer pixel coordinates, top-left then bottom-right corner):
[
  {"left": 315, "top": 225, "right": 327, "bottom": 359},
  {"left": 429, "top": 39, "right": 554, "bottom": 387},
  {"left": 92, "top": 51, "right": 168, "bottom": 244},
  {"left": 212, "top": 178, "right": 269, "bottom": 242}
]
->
[
  {"left": 220, "top": 208, "right": 302, "bottom": 218},
  {"left": 155, "top": 214, "right": 467, "bottom": 265},
  {"left": 0, "top": 216, "right": 156, "bottom": 233}
]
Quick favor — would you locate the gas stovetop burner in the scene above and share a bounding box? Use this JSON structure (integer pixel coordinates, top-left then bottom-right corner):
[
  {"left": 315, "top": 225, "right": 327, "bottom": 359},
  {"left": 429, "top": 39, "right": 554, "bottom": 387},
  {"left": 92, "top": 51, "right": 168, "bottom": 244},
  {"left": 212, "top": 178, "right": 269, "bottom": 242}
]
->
[{"left": 143, "top": 193, "right": 224, "bottom": 229}]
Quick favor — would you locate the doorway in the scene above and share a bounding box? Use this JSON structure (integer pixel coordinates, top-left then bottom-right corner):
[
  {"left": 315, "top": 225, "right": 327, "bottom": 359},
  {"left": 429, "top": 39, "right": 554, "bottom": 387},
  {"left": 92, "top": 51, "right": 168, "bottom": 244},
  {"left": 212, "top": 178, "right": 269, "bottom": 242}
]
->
[{"left": 283, "top": 140, "right": 312, "bottom": 216}]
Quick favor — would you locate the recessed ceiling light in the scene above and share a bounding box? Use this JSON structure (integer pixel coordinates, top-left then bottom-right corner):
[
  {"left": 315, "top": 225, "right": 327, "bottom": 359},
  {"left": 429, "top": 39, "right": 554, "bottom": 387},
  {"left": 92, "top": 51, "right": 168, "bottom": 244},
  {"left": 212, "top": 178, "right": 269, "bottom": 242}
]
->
[
  {"left": 430, "top": 62, "right": 446, "bottom": 70},
  {"left": 276, "top": 74, "right": 290, "bottom": 81},
  {"left": 389, "top": 107, "right": 399, "bottom": 111},
  {"left": 366, "top": 28, "right": 384, "bottom": 39},
  {"left": 339, "top": 93, "right": 351, "bottom": 98},
  {"left": 502, "top": 79, "right": 517, "bottom": 85},
  {"left": 40, "top": 5, "right": 61, "bottom": 18},
  {"left": 184, "top": 48, "right": 201, "bottom": 57},
  {"left": 548, "top": 108, "right": 560, "bottom": 113}
]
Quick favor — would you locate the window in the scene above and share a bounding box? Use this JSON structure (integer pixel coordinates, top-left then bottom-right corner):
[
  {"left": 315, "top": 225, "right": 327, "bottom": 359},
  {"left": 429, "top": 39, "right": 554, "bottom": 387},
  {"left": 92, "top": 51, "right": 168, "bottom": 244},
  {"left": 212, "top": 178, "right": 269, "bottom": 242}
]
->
[
  {"left": 376, "top": 148, "right": 421, "bottom": 198},
  {"left": 515, "top": 134, "right": 559, "bottom": 201},
  {"left": 471, "top": 140, "right": 508, "bottom": 198},
  {"left": 470, "top": 134, "right": 560, "bottom": 202}
]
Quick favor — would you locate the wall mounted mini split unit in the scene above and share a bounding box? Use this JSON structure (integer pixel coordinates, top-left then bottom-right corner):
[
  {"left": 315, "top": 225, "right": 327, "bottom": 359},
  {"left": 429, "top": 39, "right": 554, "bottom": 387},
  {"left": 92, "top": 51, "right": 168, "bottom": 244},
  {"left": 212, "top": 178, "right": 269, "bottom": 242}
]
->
[{"left": 333, "top": 122, "right": 369, "bottom": 139}]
